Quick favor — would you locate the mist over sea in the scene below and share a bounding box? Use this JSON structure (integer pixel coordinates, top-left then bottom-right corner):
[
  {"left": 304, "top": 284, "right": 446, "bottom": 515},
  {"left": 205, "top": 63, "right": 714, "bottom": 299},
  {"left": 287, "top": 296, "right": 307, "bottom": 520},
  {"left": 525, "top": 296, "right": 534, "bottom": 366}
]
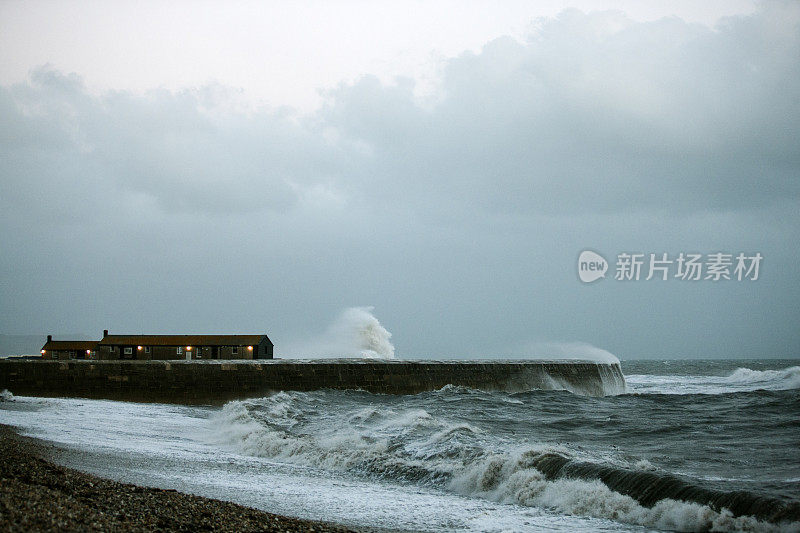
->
[{"left": 1, "top": 359, "right": 798, "bottom": 532}]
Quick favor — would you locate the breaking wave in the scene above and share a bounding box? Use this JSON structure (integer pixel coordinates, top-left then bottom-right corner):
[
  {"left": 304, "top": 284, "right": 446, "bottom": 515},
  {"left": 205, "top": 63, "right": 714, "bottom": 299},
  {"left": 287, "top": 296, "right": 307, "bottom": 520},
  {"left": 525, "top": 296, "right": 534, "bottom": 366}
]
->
[
  {"left": 282, "top": 306, "right": 395, "bottom": 359},
  {"left": 626, "top": 366, "right": 800, "bottom": 395},
  {"left": 208, "top": 389, "right": 799, "bottom": 532}
]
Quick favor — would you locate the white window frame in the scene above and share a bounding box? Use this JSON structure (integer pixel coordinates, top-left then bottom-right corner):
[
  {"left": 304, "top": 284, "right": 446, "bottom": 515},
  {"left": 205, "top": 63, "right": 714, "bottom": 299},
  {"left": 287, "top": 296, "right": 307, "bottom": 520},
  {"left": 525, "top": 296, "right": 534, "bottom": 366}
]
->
[
  {"left": 123, "top": 347, "right": 132, "bottom": 355},
  {"left": 231, "top": 346, "right": 238, "bottom": 355},
  {"left": 145, "top": 346, "right": 151, "bottom": 354},
  {"left": 176, "top": 346, "right": 183, "bottom": 354}
]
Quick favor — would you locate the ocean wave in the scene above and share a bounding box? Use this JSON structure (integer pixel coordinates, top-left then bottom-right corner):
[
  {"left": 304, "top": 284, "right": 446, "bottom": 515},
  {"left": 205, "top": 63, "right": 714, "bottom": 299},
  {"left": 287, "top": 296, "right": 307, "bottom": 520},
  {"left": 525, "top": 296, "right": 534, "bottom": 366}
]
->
[
  {"left": 451, "top": 451, "right": 798, "bottom": 532},
  {"left": 727, "top": 367, "right": 800, "bottom": 389},
  {"left": 626, "top": 366, "right": 800, "bottom": 395},
  {"left": 207, "top": 391, "right": 798, "bottom": 532}
]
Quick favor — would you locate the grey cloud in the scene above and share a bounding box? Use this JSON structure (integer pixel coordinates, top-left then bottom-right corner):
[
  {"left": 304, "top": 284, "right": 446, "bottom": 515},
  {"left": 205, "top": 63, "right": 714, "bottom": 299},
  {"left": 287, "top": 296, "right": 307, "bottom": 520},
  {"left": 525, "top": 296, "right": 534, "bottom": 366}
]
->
[
  {"left": 1, "top": 67, "right": 343, "bottom": 216},
  {"left": 1, "top": 3, "right": 799, "bottom": 359},
  {"left": 323, "top": 4, "right": 800, "bottom": 214},
  {"left": 3, "top": 4, "right": 799, "bottom": 221}
]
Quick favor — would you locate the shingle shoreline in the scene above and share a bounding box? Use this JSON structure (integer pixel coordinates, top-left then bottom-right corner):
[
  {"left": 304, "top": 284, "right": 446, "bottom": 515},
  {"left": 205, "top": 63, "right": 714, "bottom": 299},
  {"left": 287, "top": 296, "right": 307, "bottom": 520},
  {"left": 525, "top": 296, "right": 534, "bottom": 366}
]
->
[{"left": 0, "top": 424, "right": 356, "bottom": 532}]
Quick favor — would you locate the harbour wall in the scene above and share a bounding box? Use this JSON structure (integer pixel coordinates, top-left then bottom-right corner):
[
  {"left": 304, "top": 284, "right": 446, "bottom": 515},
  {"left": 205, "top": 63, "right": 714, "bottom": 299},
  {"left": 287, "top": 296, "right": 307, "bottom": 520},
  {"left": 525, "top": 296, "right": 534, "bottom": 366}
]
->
[{"left": 0, "top": 359, "right": 626, "bottom": 404}]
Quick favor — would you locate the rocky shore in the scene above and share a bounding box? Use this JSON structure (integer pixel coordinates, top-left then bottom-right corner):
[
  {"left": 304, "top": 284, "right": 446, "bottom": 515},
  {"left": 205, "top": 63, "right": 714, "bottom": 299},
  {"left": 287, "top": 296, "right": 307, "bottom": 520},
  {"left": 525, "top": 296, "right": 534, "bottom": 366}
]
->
[{"left": 0, "top": 425, "right": 354, "bottom": 532}]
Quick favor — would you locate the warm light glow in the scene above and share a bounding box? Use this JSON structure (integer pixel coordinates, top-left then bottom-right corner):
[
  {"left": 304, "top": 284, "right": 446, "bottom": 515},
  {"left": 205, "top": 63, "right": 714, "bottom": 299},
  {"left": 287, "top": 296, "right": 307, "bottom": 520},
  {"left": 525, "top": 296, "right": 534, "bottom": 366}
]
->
[
  {"left": 186, "top": 346, "right": 192, "bottom": 350},
  {"left": 41, "top": 350, "right": 45, "bottom": 354},
  {"left": 137, "top": 345, "right": 143, "bottom": 350},
  {"left": 86, "top": 350, "right": 90, "bottom": 354},
  {"left": 248, "top": 345, "right": 253, "bottom": 350}
]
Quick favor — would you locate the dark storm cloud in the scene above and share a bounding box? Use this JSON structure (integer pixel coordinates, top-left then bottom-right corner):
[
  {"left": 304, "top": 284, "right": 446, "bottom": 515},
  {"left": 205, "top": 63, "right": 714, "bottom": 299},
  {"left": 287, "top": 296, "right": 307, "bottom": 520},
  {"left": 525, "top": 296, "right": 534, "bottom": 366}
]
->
[{"left": 1, "top": 3, "right": 799, "bottom": 358}]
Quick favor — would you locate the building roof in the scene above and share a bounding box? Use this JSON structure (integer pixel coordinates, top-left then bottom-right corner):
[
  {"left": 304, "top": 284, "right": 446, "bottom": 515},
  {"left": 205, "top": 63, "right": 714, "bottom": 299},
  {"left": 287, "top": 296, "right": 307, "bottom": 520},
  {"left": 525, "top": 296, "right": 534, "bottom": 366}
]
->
[
  {"left": 42, "top": 340, "right": 99, "bottom": 351},
  {"left": 98, "top": 334, "right": 271, "bottom": 347}
]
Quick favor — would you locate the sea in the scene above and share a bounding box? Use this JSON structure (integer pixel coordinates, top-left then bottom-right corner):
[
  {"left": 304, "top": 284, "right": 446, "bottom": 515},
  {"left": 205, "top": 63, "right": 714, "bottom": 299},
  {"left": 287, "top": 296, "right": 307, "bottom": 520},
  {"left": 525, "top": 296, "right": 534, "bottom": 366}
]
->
[{"left": 1, "top": 358, "right": 798, "bottom": 532}]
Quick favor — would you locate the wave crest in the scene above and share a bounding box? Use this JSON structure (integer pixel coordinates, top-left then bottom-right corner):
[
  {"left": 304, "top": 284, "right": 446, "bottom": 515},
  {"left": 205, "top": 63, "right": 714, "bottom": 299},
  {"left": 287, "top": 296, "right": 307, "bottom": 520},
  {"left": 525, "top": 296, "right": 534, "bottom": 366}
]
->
[
  {"left": 207, "top": 390, "right": 798, "bottom": 532},
  {"left": 626, "top": 365, "right": 800, "bottom": 395},
  {"left": 728, "top": 367, "right": 800, "bottom": 389}
]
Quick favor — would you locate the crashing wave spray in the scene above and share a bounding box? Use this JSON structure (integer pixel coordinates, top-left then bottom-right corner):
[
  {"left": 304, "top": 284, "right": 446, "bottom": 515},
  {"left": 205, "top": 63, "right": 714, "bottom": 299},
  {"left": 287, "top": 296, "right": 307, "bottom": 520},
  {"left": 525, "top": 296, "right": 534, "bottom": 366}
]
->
[
  {"left": 344, "top": 306, "right": 395, "bottom": 359},
  {"left": 285, "top": 306, "right": 395, "bottom": 359},
  {"left": 508, "top": 341, "right": 625, "bottom": 394},
  {"left": 521, "top": 341, "right": 620, "bottom": 364}
]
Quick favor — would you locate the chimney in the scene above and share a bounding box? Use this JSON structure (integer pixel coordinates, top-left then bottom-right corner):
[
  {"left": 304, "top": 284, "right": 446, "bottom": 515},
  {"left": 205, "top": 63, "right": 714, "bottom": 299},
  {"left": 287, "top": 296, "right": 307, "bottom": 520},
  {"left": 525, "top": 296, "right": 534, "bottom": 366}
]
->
[
  {"left": 103, "top": 329, "right": 108, "bottom": 337},
  {"left": 47, "top": 335, "right": 52, "bottom": 342}
]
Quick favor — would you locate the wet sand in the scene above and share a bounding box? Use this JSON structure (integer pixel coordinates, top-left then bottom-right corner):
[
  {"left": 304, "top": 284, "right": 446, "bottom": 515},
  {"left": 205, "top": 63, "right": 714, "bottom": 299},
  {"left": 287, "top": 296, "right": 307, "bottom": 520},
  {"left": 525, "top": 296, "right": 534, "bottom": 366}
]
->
[{"left": 0, "top": 425, "right": 355, "bottom": 532}]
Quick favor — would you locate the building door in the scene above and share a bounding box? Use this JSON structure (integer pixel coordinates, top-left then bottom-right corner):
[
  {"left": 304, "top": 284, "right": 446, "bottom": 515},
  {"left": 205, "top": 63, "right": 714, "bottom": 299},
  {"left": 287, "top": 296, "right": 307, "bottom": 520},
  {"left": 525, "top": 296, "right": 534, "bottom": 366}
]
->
[{"left": 212, "top": 346, "right": 219, "bottom": 359}]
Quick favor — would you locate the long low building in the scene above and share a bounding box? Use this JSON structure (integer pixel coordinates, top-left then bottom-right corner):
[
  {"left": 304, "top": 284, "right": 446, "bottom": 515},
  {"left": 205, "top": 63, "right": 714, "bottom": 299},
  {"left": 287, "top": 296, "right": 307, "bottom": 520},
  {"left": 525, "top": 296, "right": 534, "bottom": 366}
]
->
[
  {"left": 41, "top": 336, "right": 98, "bottom": 360},
  {"left": 96, "top": 330, "right": 273, "bottom": 360}
]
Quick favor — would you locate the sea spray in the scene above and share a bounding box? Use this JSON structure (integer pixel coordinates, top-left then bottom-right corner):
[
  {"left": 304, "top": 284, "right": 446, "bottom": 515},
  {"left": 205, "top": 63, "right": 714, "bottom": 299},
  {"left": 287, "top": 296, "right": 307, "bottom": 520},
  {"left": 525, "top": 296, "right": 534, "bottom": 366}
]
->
[
  {"left": 515, "top": 341, "right": 621, "bottom": 364},
  {"left": 282, "top": 306, "right": 395, "bottom": 358}
]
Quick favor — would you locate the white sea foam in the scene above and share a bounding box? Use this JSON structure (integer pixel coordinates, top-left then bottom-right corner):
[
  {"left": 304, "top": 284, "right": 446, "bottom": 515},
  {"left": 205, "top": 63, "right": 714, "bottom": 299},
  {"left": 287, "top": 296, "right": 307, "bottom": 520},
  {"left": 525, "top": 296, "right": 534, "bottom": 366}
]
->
[
  {"left": 3, "top": 385, "right": 798, "bottom": 533},
  {"left": 281, "top": 306, "right": 395, "bottom": 359},
  {"left": 207, "top": 391, "right": 795, "bottom": 533},
  {"left": 4, "top": 395, "right": 622, "bottom": 532},
  {"left": 449, "top": 452, "right": 792, "bottom": 533},
  {"left": 626, "top": 366, "right": 800, "bottom": 395}
]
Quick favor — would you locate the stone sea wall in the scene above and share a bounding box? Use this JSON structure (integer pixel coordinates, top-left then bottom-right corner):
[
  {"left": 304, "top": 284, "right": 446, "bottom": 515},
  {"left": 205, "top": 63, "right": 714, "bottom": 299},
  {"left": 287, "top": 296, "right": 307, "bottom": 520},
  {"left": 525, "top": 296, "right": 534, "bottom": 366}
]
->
[{"left": 0, "top": 359, "right": 626, "bottom": 404}]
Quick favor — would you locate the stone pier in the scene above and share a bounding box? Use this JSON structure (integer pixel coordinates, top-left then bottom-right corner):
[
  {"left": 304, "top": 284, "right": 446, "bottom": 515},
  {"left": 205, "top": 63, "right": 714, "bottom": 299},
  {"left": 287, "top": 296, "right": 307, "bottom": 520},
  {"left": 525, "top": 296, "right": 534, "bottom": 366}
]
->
[{"left": 0, "top": 359, "right": 625, "bottom": 404}]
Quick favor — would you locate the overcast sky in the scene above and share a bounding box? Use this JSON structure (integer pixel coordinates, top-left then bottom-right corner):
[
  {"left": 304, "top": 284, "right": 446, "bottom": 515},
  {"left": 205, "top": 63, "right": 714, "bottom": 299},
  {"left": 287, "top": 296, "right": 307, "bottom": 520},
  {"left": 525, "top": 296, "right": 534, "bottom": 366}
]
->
[{"left": 1, "top": 0, "right": 798, "bottom": 359}]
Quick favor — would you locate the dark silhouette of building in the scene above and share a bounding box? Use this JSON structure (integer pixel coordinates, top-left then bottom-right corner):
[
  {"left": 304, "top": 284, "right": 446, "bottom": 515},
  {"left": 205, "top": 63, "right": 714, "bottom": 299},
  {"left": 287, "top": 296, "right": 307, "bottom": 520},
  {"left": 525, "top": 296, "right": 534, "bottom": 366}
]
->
[
  {"left": 41, "top": 335, "right": 98, "bottom": 360},
  {"left": 96, "top": 330, "right": 273, "bottom": 360}
]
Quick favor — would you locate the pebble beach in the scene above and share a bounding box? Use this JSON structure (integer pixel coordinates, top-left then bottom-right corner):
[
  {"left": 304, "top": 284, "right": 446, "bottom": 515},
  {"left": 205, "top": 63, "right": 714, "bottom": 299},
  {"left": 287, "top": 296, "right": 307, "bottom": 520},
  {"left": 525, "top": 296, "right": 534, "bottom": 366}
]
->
[{"left": 0, "top": 425, "right": 355, "bottom": 532}]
